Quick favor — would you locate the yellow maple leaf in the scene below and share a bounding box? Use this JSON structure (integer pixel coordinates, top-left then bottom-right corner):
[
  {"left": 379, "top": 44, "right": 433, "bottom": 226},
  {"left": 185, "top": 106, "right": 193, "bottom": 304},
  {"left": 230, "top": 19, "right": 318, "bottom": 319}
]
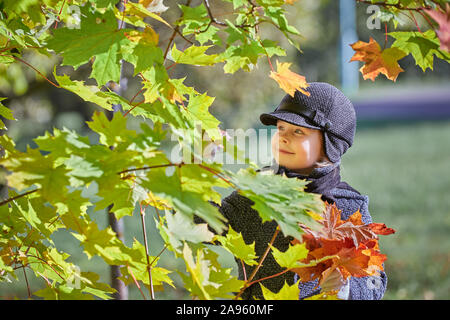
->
[
  {"left": 269, "top": 60, "right": 310, "bottom": 97},
  {"left": 124, "top": 26, "right": 159, "bottom": 45},
  {"left": 350, "top": 37, "right": 407, "bottom": 82}
]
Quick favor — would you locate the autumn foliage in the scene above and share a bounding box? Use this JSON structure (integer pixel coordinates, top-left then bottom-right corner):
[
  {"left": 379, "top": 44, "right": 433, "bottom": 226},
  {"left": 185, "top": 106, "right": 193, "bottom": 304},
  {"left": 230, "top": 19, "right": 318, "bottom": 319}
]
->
[{"left": 292, "top": 202, "right": 395, "bottom": 292}]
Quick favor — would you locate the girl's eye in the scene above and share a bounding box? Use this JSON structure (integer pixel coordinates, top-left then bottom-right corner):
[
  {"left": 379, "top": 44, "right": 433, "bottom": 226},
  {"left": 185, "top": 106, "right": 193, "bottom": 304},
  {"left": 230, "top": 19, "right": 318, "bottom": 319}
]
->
[{"left": 295, "top": 130, "right": 303, "bottom": 134}]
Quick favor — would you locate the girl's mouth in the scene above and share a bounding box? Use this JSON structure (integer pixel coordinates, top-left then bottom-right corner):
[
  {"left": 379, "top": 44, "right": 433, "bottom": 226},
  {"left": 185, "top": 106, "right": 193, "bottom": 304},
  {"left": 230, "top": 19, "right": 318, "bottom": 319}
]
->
[{"left": 279, "top": 149, "right": 294, "bottom": 154}]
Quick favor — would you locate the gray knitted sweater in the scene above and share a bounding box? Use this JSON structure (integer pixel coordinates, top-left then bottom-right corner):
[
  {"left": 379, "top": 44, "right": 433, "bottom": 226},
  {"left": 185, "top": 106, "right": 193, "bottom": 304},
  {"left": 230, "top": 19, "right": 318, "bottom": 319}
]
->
[{"left": 207, "top": 161, "right": 387, "bottom": 300}]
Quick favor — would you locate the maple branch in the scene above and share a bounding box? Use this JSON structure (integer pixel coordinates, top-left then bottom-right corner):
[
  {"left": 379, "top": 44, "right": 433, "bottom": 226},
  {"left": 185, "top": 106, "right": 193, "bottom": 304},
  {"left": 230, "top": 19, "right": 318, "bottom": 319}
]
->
[
  {"left": 197, "top": 163, "right": 237, "bottom": 189},
  {"left": 140, "top": 203, "right": 155, "bottom": 300},
  {"left": 54, "top": 0, "right": 67, "bottom": 29},
  {"left": 234, "top": 226, "right": 280, "bottom": 300},
  {"left": 149, "top": 244, "right": 168, "bottom": 268},
  {"left": 408, "top": 10, "right": 422, "bottom": 33},
  {"left": 240, "top": 259, "right": 248, "bottom": 281},
  {"left": 117, "top": 162, "right": 182, "bottom": 175},
  {"left": 22, "top": 266, "right": 32, "bottom": 299},
  {"left": 356, "top": 0, "right": 432, "bottom": 11},
  {"left": 119, "top": 0, "right": 128, "bottom": 30},
  {"left": 246, "top": 268, "right": 291, "bottom": 288},
  {"left": 127, "top": 264, "right": 147, "bottom": 300},
  {"left": 0, "top": 54, "right": 61, "bottom": 88},
  {"left": 163, "top": 0, "right": 193, "bottom": 62},
  {"left": 122, "top": 100, "right": 145, "bottom": 117},
  {"left": 417, "top": 10, "right": 435, "bottom": 30},
  {"left": 0, "top": 189, "right": 38, "bottom": 206},
  {"left": 26, "top": 254, "right": 65, "bottom": 281},
  {"left": 202, "top": 0, "right": 259, "bottom": 31}
]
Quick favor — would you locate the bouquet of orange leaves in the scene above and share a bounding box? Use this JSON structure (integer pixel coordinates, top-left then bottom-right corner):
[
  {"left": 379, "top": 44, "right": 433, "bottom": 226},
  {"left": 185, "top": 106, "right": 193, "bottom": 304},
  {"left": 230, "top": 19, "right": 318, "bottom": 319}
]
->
[{"left": 292, "top": 202, "right": 395, "bottom": 294}]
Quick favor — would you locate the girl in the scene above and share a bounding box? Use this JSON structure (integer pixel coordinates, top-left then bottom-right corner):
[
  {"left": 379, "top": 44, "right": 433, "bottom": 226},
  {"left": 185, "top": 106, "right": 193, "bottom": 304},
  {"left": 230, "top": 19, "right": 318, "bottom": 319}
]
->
[{"left": 208, "top": 82, "right": 387, "bottom": 300}]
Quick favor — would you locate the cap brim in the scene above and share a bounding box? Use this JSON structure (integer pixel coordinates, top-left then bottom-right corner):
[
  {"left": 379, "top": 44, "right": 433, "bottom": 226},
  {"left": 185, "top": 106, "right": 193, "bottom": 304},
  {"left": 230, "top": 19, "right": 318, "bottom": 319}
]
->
[{"left": 259, "top": 111, "right": 321, "bottom": 130}]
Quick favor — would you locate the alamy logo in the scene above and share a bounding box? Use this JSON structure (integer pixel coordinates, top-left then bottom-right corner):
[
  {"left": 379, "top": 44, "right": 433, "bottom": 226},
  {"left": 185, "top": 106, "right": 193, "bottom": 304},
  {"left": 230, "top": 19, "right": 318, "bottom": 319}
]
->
[
  {"left": 366, "top": 5, "right": 381, "bottom": 30},
  {"left": 366, "top": 276, "right": 382, "bottom": 290},
  {"left": 66, "top": 265, "right": 81, "bottom": 289},
  {"left": 66, "top": 5, "right": 81, "bottom": 29}
]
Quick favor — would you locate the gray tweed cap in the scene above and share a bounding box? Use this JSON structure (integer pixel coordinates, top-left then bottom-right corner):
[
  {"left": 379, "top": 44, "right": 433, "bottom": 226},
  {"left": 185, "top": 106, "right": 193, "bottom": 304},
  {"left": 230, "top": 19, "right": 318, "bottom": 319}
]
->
[{"left": 260, "top": 82, "right": 356, "bottom": 163}]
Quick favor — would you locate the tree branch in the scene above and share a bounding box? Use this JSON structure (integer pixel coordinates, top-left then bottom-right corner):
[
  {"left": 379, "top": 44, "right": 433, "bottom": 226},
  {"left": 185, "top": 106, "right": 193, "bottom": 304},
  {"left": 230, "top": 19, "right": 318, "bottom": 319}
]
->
[
  {"left": 0, "top": 189, "right": 38, "bottom": 206},
  {"left": 234, "top": 226, "right": 280, "bottom": 300},
  {"left": 356, "top": 0, "right": 432, "bottom": 11}
]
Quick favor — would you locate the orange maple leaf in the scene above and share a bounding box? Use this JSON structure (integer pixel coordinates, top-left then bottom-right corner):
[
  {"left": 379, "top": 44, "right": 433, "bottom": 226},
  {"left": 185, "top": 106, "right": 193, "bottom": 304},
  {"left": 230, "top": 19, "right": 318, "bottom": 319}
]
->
[
  {"left": 269, "top": 60, "right": 310, "bottom": 97},
  {"left": 350, "top": 37, "right": 407, "bottom": 81},
  {"left": 291, "top": 202, "right": 395, "bottom": 291},
  {"left": 368, "top": 223, "right": 396, "bottom": 235}
]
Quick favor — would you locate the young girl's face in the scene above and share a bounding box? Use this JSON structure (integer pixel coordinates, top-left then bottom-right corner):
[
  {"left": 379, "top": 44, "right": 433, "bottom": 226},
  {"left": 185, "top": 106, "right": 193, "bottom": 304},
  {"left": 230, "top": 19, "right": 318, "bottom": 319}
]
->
[{"left": 271, "top": 119, "right": 325, "bottom": 175}]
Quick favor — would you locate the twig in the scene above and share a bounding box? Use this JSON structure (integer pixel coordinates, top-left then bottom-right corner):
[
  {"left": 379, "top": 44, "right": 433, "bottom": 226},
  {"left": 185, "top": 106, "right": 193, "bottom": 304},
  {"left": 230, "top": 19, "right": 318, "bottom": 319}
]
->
[
  {"left": 0, "top": 54, "right": 61, "bottom": 88},
  {"left": 240, "top": 259, "right": 248, "bottom": 281},
  {"left": 139, "top": 203, "right": 155, "bottom": 300},
  {"left": 234, "top": 226, "right": 280, "bottom": 300},
  {"left": 127, "top": 264, "right": 147, "bottom": 300},
  {"left": 26, "top": 254, "right": 65, "bottom": 281},
  {"left": 246, "top": 268, "right": 291, "bottom": 288},
  {"left": 54, "top": 0, "right": 67, "bottom": 29},
  {"left": 408, "top": 9, "right": 422, "bottom": 33},
  {"left": 117, "top": 162, "right": 180, "bottom": 175},
  {"left": 0, "top": 189, "right": 38, "bottom": 206},
  {"left": 149, "top": 244, "right": 168, "bottom": 268},
  {"left": 197, "top": 163, "right": 236, "bottom": 189},
  {"left": 22, "top": 266, "right": 31, "bottom": 299},
  {"left": 356, "top": 0, "right": 432, "bottom": 11}
]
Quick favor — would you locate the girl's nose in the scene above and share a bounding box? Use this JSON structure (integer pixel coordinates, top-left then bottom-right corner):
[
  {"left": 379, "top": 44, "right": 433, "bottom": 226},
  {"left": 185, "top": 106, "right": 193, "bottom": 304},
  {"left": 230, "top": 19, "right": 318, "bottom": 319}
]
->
[{"left": 280, "top": 133, "right": 289, "bottom": 143}]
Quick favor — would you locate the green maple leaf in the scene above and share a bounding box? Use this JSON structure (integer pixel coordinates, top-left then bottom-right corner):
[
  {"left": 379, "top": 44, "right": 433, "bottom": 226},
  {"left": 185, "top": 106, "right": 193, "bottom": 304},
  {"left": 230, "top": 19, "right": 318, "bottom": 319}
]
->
[
  {"left": 182, "top": 92, "right": 222, "bottom": 141},
  {"left": 178, "top": 3, "right": 209, "bottom": 35},
  {"left": 180, "top": 244, "right": 244, "bottom": 299},
  {"left": 226, "top": 166, "right": 324, "bottom": 239},
  {"left": 214, "top": 225, "right": 258, "bottom": 266},
  {"left": 270, "top": 243, "right": 309, "bottom": 269},
  {"left": 260, "top": 280, "right": 300, "bottom": 300},
  {"left": 162, "top": 212, "right": 215, "bottom": 250},
  {"left": 178, "top": 163, "right": 229, "bottom": 204},
  {"left": 170, "top": 43, "right": 221, "bottom": 66},
  {"left": 142, "top": 167, "right": 227, "bottom": 234},
  {"left": 121, "top": 40, "right": 164, "bottom": 75},
  {"left": 389, "top": 30, "right": 450, "bottom": 72},
  {"left": 86, "top": 110, "right": 136, "bottom": 148},
  {"left": 53, "top": 71, "right": 134, "bottom": 113},
  {"left": 1, "top": 146, "right": 71, "bottom": 201},
  {"left": 0, "top": 98, "right": 16, "bottom": 130},
  {"left": 33, "top": 286, "right": 95, "bottom": 300},
  {"left": 46, "top": 6, "right": 129, "bottom": 86}
]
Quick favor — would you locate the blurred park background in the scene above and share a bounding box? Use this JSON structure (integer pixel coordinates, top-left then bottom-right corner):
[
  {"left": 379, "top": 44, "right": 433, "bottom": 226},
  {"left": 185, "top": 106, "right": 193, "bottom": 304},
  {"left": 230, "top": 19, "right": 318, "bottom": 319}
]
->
[{"left": 0, "top": 0, "right": 449, "bottom": 300}]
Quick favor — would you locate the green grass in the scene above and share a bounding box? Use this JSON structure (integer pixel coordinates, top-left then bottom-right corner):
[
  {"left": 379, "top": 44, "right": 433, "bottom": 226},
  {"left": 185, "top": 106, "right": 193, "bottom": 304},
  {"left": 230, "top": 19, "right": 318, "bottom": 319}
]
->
[
  {"left": 340, "top": 120, "right": 450, "bottom": 300},
  {"left": 1, "top": 120, "right": 449, "bottom": 300}
]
